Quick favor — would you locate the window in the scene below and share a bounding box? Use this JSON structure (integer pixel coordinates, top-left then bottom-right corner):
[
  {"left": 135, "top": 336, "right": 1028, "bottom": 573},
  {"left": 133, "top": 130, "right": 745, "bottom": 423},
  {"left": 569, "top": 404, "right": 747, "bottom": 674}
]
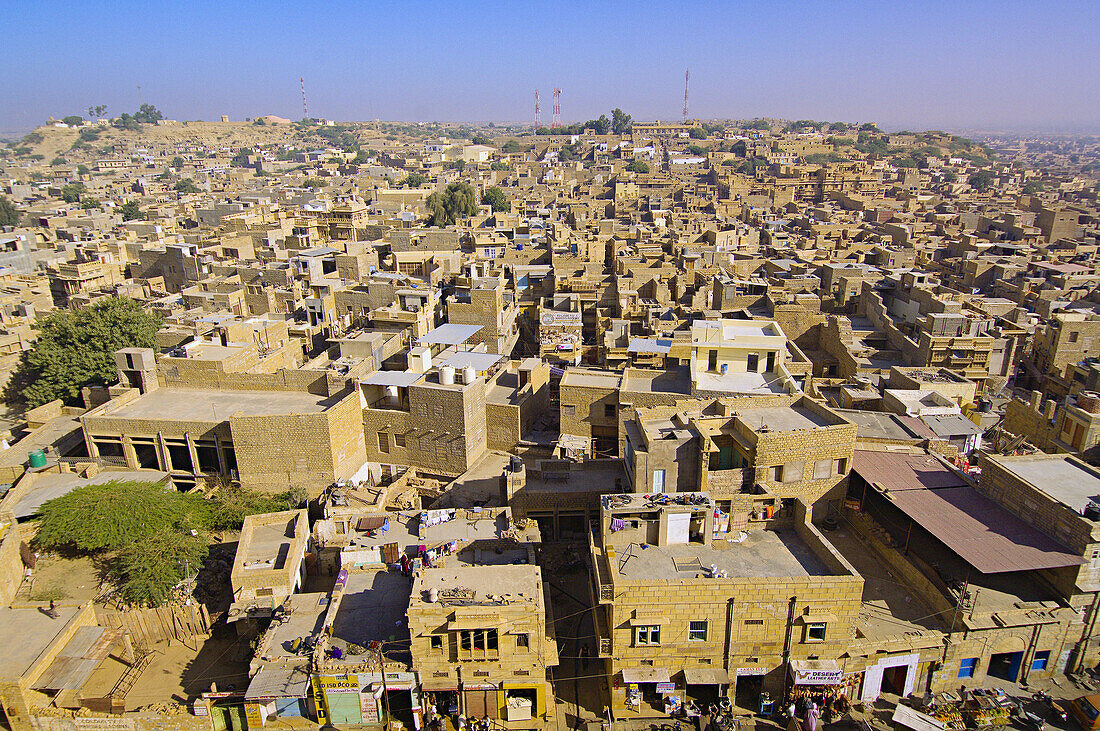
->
[
  {"left": 744, "top": 619, "right": 764, "bottom": 626},
  {"left": 635, "top": 625, "right": 661, "bottom": 646},
  {"left": 958, "top": 658, "right": 978, "bottom": 679},
  {"left": 766, "top": 351, "right": 776, "bottom": 372},
  {"left": 1070, "top": 332, "right": 1079, "bottom": 343},
  {"left": 430, "top": 635, "right": 443, "bottom": 651},
  {"left": 688, "top": 621, "right": 708, "bottom": 642},
  {"left": 834, "top": 457, "right": 848, "bottom": 474},
  {"left": 652, "top": 469, "right": 666, "bottom": 493},
  {"left": 605, "top": 404, "right": 616, "bottom": 419},
  {"left": 771, "top": 465, "right": 784, "bottom": 482},
  {"left": 395, "top": 433, "right": 406, "bottom": 448},
  {"left": 335, "top": 521, "right": 346, "bottom": 535},
  {"left": 813, "top": 460, "right": 832, "bottom": 479},
  {"left": 457, "top": 629, "right": 499, "bottom": 659},
  {"left": 708, "top": 349, "right": 718, "bottom": 372},
  {"left": 516, "top": 633, "right": 529, "bottom": 649},
  {"left": 747, "top": 353, "right": 759, "bottom": 372},
  {"left": 562, "top": 404, "right": 575, "bottom": 416},
  {"left": 1091, "top": 550, "right": 1100, "bottom": 569},
  {"left": 378, "top": 433, "right": 389, "bottom": 453},
  {"left": 1031, "top": 651, "right": 1050, "bottom": 671},
  {"left": 805, "top": 622, "right": 827, "bottom": 642}
]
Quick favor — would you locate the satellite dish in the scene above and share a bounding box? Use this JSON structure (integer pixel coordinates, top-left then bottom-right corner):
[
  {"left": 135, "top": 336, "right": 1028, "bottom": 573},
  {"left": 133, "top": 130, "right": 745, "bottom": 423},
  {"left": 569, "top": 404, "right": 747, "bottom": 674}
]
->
[{"left": 540, "top": 313, "right": 554, "bottom": 326}]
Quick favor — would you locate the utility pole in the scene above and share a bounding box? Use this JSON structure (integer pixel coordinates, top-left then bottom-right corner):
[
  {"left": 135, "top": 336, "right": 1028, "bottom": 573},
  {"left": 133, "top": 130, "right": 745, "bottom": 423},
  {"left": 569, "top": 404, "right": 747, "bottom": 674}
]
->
[
  {"left": 300, "top": 77, "right": 309, "bottom": 119},
  {"left": 137, "top": 85, "right": 142, "bottom": 106},
  {"left": 534, "top": 90, "right": 541, "bottom": 130},
  {"left": 370, "top": 640, "right": 392, "bottom": 730},
  {"left": 552, "top": 89, "right": 562, "bottom": 128}
]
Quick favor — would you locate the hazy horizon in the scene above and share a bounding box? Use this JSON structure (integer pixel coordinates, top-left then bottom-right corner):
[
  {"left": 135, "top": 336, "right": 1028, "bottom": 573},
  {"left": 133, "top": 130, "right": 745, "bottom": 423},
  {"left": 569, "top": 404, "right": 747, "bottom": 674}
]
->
[{"left": 4, "top": 0, "right": 1098, "bottom": 136}]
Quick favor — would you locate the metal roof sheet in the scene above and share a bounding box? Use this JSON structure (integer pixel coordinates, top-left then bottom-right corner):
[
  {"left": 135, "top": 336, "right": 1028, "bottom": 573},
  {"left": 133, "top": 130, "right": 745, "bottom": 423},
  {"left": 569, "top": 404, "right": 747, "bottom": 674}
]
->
[
  {"left": 853, "top": 450, "right": 967, "bottom": 491},
  {"left": 245, "top": 663, "right": 312, "bottom": 700},
  {"left": 360, "top": 371, "right": 422, "bottom": 388},
  {"left": 886, "top": 485, "right": 1086, "bottom": 574},
  {"left": 34, "top": 626, "right": 122, "bottom": 691},
  {"left": 418, "top": 324, "right": 483, "bottom": 345}
]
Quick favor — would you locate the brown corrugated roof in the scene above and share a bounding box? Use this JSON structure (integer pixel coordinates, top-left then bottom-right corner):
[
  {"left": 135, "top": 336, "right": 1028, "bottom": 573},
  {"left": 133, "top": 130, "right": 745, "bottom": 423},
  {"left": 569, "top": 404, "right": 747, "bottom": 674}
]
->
[
  {"left": 887, "top": 486, "right": 1085, "bottom": 574},
  {"left": 853, "top": 450, "right": 967, "bottom": 491}
]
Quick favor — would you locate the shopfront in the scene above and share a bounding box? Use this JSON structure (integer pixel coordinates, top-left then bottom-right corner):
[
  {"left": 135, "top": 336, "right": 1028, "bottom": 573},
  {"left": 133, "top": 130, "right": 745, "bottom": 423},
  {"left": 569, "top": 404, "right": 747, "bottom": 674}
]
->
[
  {"left": 682, "top": 667, "right": 730, "bottom": 708},
  {"left": 788, "top": 660, "right": 858, "bottom": 716},
  {"left": 859, "top": 653, "right": 920, "bottom": 702},
  {"left": 619, "top": 667, "right": 673, "bottom": 716}
]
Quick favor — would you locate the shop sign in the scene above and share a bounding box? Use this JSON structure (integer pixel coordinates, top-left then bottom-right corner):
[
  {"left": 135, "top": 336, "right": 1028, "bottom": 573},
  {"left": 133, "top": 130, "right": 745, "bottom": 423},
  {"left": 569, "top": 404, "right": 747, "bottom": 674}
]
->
[
  {"left": 244, "top": 703, "right": 265, "bottom": 728},
  {"left": 74, "top": 720, "right": 136, "bottom": 731},
  {"left": 736, "top": 667, "right": 767, "bottom": 676},
  {"left": 540, "top": 312, "right": 582, "bottom": 327},
  {"left": 320, "top": 676, "right": 360, "bottom": 693},
  {"left": 655, "top": 683, "right": 676, "bottom": 693},
  {"left": 360, "top": 693, "right": 379, "bottom": 723},
  {"left": 791, "top": 667, "right": 843, "bottom": 685}
]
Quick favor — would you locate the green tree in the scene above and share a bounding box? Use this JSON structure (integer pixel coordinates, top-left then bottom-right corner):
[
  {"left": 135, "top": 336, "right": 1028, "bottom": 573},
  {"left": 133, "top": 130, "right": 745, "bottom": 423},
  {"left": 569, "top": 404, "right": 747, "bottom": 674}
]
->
[
  {"left": 968, "top": 170, "right": 994, "bottom": 192},
  {"left": 87, "top": 104, "right": 107, "bottom": 120},
  {"left": 174, "top": 178, "right": 201, "bottom": 194},
  {"left": 60, "top": 182, "right": 86, "bottom": 203},
  {"left": 626, "top": 159, "right": 650, "bottom": 173},
  {"left": 426, "top": 182, "right": 478, "bottom": 226},
  {"left": 446, "top": 159, "right": 467, "bottom": 172},
  {"left": 471, "top": 135, "right": 491, "bottom": 145},
  {"left": 302, "top": 177, "right": 324, "bottom": 189},
  {"left": 688, "top": 127, "right": 707, "bottom": 139},
  {"left": 119, "top": 201, "right": 144, "bottom": 221},
  {"left": 481, "top": 186, "right": 511, "bottom": 213},
  {"left": 0, "top": 195, "right": 20, "bottom": 227},
  {"left": 490, "top": 161, "right": 512, "bottom": 171},
  {"left": 3, "top": 298, "right": 163, "bottom": 407},
  {"left": 171, "top": 156, "right": 184, "bottom": 168},
  {"left": 400, "top": 173, "right": 429, "bottom": 188},
  {"left": 62, "top": 115, "right": 84, "bottom": 127},
  {"left": 942, "top": 170, "right": 958, "bottom": 183},
  {"left": 78, "top": 127, "right": 100, "bottom": 143},
  {"left": 34, "top": 480, "right": 194, "bottom": 552},
  {"left": 502, "top": 140, "right": 523, "bottom": 154},
  {"left": 611, "top": 108, "right": 633, "bottom": 135},
  {"left": 1022, "top": 180, "right": 1044, "bottom": 195},
  {"left": 50, "top": 157, "right": 66, "bottom": 166},
  {"left": 112, "top": 529, "right": 209, "bottom": 606},
  {"left": 687, "top": 145, "right": 707, "bottom": 156},
  {"left": 133, "top": 104, "right": 164, "bottom": 124},
  {"left": 113, "top": 113, "right": 140, "bottom": 131},
  {"left": 76, "top": 164, "right": 90, "bottom": 176},
  {"left": 79, "top": 197, "right": 101, "bottom": 210}
]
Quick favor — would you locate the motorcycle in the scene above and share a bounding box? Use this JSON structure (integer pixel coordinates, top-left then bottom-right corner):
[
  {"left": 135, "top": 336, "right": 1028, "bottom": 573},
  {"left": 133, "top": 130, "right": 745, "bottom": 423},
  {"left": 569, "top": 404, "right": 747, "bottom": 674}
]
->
[{"left": 1034, "top": 691, "right": 1068, "bottom": 724}]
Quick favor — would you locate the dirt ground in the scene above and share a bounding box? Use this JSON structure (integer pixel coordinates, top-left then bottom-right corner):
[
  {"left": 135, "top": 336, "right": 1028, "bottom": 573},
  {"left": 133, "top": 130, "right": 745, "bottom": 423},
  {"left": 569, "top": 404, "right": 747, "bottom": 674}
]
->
[
  {"left": 98, "top": 627, "right": 252, "bottom": 710},
  {"left": 17, "top": 552, "right": 105, "bottom": 603}
]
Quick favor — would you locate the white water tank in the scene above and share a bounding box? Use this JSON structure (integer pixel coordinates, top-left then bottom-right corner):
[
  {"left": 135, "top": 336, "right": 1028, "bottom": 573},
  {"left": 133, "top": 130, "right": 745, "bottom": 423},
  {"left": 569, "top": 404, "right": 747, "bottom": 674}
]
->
[
  {"left": 440, "top": 365, "right": 456, "bottom": 385},
  {"left": 463, "top": 366, "right": 476, "bottom": 385}
]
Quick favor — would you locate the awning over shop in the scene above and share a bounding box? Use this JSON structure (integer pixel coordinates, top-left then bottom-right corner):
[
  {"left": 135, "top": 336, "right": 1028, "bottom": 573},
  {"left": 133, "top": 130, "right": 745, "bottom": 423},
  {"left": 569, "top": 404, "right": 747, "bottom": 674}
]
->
[
  {"left": 622, "top": 667, "right": 671, "bottom": 684},
  {"left": 789, "top": 659, "right": 843, "bottom": 686},
  {"left": 892, "top": 703, "right": 947, "bottom": 731},
  {"left": 885, "top": 485, "right": 1086, "bottom": 574},
  {"left": 421, "top": 679, "right": 460, "bottom": 692},
  {"left": 245, "top": 663, "right": 311, "bottom": 700},
  {"left": 356, "top": 516, "right": 388, "bottom": 531},
  {"left": 683, "top": 667, "right": 730, "bottom": 685},
  {"left": 35, "top": 626, "right": 124, "bottom": 691}
]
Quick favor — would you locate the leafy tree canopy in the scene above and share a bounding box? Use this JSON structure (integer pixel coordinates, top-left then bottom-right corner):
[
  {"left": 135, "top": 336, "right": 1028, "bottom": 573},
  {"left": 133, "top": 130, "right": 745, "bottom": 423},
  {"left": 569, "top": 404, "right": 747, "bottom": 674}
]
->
[
  {"left": 626, "top": 159, "right": 650, "bottom": 174},
  {"left": 119, "top": 201, "right": 145, "bottom": 221},
  {"left": 490, "top": 161, "right": 512, "bottom": 171},
  {"left": 502, "top": 140, "right": 524, "bottom": 154},
  {"left": 482, "top": 186, "right": 510, "bottom": 213},
  {"left": 174, "top": 178, "right": 201, "bottom": 194},
  {"left": 426, "top": 182, "right": 478, "bottom": 226},
  {"left": 0, "top": 195, "right": 20, "bottom": 227},
  {"left": 112, "top": 529, "right": 209, "bottom": 606},
  {"left": 611, "top": 108, "right": 633, "bottom": 135},
  {"left": 60, "top": 182, "right": 86, "bottom": 203},
  {"left": 133, "top": 104, "right": 164, "bottom": 124},
  {"left": 170, "top": 156, "right": 184, "bottom": 168},
  {"left": 34, "top": 480, "right": 199, "bottom": 552},
  {"left": 400, "top": 173, "right": 429, "bottom": 188},
  {"left": 3, "top": 297, "right": 163, "bottom": 406},
  {"left": 969, "top": 170, "right": 994, "bottom": 192},
  {"left": 62, "top": 115, "right": 84, "bottom": 127}
]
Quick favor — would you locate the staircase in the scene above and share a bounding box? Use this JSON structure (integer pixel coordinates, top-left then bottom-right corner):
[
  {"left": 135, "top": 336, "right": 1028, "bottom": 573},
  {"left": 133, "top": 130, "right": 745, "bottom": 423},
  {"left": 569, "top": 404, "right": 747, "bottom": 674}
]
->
[{"left": 108, "top": 643, "right": 155, "bottom": 701}]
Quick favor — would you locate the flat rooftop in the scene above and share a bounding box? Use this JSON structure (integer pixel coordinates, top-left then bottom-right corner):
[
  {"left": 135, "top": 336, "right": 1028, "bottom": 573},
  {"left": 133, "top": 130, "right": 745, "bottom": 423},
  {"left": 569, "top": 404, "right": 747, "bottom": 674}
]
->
[
  {"left": 331, "top": 571, "right": 412, "bottom": 652},
  {"left": 0, "top": 605, "right": 83, "bottom": 680},
  {"left": 254, "top": 592, "right": 328, "bottom": 661},
  {"left": 560, "top": 369, "right": 622, "bottom": 389},
  {"left": 824, "top": 526, "right": 946, "bottom": 640},
  {"left": 990, "top": 454, "right": 1100, "bottom": 513},
  {"left": 240, "top": 518, "right": 296, "bottom": 569},
  {"left": 610, "top": 529, "right": 829, "bottom": 581},
  {"left": 98, "top": 388, "right": 340, "bottom": 422},
  {"left": 694, "top": 370, "right": 787, "bottom": 394},
  {"left": 11, "top": 470, "right": 170, "bottom": 519},
  {"left": 736, "top": 404, "right": 834, "bottom": 432},
  {"left": 413, "top": 564, "right": 542, "bottom": 605},
  {"left": 623, "top": 367, "right": 692, "bottom": 395}
]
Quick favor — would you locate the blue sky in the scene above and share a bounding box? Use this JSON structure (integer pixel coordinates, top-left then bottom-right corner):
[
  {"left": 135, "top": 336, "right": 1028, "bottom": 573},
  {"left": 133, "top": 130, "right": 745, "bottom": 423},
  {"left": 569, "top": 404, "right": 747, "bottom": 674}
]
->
[{"left": 3, "top": 0, "right": 1098, "bottom": 133}]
